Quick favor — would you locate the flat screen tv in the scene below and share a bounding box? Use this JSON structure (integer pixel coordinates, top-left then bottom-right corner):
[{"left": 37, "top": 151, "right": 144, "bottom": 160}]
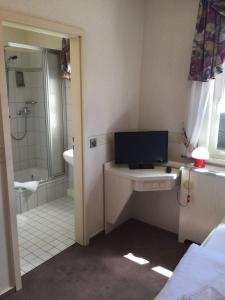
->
[{"left": 114, "top": 131, "right": 168, "bottom": 169}]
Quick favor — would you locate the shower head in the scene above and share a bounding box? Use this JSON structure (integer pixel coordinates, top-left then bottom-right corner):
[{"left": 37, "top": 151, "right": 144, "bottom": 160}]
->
[
  {"left": 7, "top": 55, "right": 18, "bottom": 62},
  {"left": 6, "top": 55, "right": 18, "bottom": 68},
  {"left": 10, "top": 55, "right": 17, "bottom": 60}
]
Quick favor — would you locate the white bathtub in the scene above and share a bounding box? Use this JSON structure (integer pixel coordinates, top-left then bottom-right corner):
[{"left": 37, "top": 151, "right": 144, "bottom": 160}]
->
[
  {"left": 14, "top": 168, "right": 48, "bottom": 182},
  {"left": 14, "top": 168, "right": 68, "bottom": 214}
]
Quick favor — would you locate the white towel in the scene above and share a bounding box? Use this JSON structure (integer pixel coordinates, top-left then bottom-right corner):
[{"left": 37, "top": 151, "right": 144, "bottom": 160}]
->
[{"left": 14, "top": 181, "right": 39, "bottom": 192}]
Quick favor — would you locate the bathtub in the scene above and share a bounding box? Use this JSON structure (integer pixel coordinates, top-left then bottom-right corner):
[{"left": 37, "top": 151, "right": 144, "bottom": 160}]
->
[
  {"left": 14, "top": 168, "right": 49, "bottom": 182},
  {"left": 14, "top": 168, "right": 68, "bottom": 214}
]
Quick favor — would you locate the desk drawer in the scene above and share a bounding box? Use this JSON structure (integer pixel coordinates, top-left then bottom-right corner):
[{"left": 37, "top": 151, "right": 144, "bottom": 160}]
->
[{"left": 133, "top": 180, "right": 173, "bottom": 192}]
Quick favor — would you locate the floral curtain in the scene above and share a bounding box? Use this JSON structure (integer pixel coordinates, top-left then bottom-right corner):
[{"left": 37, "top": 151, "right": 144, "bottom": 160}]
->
[
  {"left": 61, "top": 38, "right": 71, "bottom": 80},
  {"left": 189, "top": 0, "right": 225, "bottom": 82}
]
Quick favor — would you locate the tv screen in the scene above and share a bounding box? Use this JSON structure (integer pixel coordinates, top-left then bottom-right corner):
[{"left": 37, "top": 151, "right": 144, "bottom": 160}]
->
[{"left": 114, "top": 131, "right": 168, "bottom": 167}]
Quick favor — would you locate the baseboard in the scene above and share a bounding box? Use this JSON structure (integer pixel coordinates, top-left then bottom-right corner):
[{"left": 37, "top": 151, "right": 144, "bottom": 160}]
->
[
  {"left": 89, "top": 227, "right": 104, "bottom": 239},
  {"left": 0, "top": 287, "right": 16, "bottom": 300}
]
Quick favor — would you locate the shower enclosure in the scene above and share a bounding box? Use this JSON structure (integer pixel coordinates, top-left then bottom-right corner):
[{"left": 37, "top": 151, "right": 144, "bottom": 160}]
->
[{"left": 5, "top": 46, "right": 69, "bottom": 213}]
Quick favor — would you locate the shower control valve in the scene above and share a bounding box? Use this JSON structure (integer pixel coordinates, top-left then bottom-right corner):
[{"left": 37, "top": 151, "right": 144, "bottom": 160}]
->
[{"left": 17, "top": 106, "right": 31, "bottom": 116}]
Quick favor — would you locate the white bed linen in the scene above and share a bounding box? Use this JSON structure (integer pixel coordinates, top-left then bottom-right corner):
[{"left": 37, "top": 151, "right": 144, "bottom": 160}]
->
[
  {"left": 186, "top": 283, "right": 225, "bottom": 300},
  {"left": 203, "top": 218, "right": 225, "bottom": 253},
  {"left": 154, "top": 244, "right": 225, "bottom": 300}
]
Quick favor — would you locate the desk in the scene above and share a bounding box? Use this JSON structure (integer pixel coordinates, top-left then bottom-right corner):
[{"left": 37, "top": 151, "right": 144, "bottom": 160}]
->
[{"left": 104, "top": 162, "right": 180, "bottom": 233}]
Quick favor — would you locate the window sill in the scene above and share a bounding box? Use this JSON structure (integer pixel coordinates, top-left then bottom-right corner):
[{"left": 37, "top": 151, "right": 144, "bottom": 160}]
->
[
  {"left": 160, "top": 158, "right": 225, "bottom": 177},
  {"left": 170, "top": 158, "right": 225, "bottom": 177},
  {"left": 207, "top": 158, "right": 225, "bottom": 168}
]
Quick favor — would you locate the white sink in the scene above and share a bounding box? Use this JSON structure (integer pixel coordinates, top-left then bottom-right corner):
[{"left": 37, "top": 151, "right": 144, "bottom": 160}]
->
[{"left": 63, "top": 149, "right": 74, "bottom": 166}]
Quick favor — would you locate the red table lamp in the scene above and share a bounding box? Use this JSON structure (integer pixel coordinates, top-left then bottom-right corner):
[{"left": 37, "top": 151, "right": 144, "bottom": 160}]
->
[{"left": 192, "top": 147, "right": 209, "bottom": 168}]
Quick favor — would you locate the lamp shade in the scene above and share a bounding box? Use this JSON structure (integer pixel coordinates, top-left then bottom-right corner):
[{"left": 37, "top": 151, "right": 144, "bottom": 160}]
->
[
  {"left": 192, "top": 147, "right": 209, "bottom": 159},
  {"left": 192, "top": 147, "right": 209, "bottom": 168}
]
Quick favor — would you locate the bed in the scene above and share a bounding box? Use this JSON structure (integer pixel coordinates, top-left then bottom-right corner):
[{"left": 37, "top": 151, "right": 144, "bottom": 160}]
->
[{"left": 154, "top": 217, "right": 225, "bottom": 300}]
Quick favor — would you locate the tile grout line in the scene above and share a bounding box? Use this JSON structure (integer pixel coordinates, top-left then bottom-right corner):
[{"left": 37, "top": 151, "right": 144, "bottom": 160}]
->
[{"left": 17, "top": 196, "right": 75, "bottom": 275}]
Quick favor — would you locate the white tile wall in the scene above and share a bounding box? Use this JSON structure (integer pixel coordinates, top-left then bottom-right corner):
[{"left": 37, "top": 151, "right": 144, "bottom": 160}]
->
[
  {"left": 7, "top": 49, "right": 70, "bottom": 199},
  {"left": 7, "top": 49, "right": 48, "bottom": 171}
]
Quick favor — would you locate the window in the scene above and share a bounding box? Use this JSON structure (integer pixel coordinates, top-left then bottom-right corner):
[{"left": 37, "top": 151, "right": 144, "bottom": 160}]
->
[
  {"left": 217, "top": 113, "right": 225, "bottom": 150},
  {"left": 205, "top": 70, "right": 225, "bottom": 160}
]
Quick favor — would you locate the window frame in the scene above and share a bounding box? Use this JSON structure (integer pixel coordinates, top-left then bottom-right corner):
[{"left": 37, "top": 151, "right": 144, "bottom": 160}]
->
[{"left": 207, "top": 73, "right": 225, "bottom": 160}]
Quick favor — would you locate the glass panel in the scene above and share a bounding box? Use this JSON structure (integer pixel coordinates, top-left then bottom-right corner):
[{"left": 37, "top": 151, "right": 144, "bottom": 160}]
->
[
  {"left": 45, "top": 50, "right": 65, "bottom": 177},
  {"left": 217, "top": 113, "right": 225, "bottom": 150},
  {"left": 5, "top": 48, "right": 49, "bottom": 180}
]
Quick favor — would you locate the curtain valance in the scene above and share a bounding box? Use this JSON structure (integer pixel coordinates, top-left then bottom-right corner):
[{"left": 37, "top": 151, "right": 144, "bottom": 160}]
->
[{"left": 189, "top": 0, "right": 225, "bottom": 82}]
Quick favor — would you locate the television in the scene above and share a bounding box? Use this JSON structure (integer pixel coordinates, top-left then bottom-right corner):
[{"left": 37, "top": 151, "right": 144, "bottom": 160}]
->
[{"left": 114, "top": 131, "right": 168, "bottom": 169}]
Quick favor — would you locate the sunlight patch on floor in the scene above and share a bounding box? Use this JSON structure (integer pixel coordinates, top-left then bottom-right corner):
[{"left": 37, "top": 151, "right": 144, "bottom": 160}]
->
[
  {"left": 152, "top": 266, "right": 173, "bottom": 278},
  {"left": 123, "top": 253, "right": 149, "bottom": 265}
]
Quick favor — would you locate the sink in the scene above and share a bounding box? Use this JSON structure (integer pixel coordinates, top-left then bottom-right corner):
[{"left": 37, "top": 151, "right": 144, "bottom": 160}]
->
[{"left": 63, "top": 149, "right": 74, "bottom": 166}]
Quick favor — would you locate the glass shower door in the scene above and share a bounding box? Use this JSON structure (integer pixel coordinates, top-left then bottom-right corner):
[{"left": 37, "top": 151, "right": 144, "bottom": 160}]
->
[{"left": 44, "top": 50, "right": 65, "bottom": 178}]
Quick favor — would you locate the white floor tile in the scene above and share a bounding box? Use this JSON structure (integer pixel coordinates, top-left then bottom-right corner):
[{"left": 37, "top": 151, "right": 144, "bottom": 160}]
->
[
  {"left": 23, "top": 253, "right": 37, "bottom": 262},
  {"left": 32, "top": 248, "right": 46, "bottom": 257},
  {"left": 48, "top": 248, "right": 61, "bottom": 256},
  {"left": 28, "top": 245, "right": 39, "bottom": 252},
  {"left": 63, "top": 238, "right": 75, "bottom": 246},
  {"left": 38, "top": 252, "right": 52, "bottom": 261},
  {"left": 41, "top": 244, "right": 53, "bottom": 252},
  {"left": 22, "top": 263, "right": 35, "bottom": 273},
  {"left": 17, "top": 196, "right": 75, "bottom": 275},
  {"left": 32, "top": 258, "right": 44, "bottom": 267},
  {"left": 19, "top": 248, "right": 30, "bottom": 257},
  {"left": 55, "top": 243, "right": 68, "bottom": 251}
]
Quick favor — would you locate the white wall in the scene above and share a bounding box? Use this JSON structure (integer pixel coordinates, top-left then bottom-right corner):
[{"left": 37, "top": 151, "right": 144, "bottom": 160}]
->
[
  {"left": 140, "top": 0, "right": 199, "bottom": 135},
  {"left": 3, "top": 27, "right": 62, "bottom": 50},
  {"left": 0, "top": 0, "right": 145, "bottom": 292},
  {"left": 0, "top": 0, "right": 144, "bottom": 136},
  {"left": 133, "top": 0, "right": 199, "bottom": 233}
]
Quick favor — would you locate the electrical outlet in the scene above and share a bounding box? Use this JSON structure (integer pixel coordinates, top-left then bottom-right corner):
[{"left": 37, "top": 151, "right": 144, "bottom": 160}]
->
[{"left": 90, "top": 138, "right": 97, "bottom": 148}]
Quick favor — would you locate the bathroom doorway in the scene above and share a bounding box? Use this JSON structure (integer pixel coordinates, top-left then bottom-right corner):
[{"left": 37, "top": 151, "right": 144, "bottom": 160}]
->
[
  {"left": 0, "top": 12, "right": 86, "bottom": 291},
  {"left": 5, "top": 43, "right": 75, "bottom": 275}
]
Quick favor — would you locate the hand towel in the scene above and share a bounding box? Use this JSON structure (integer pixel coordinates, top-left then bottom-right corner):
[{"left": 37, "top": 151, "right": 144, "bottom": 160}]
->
[{"left": 14, "top": 181, "right": 39, "bottom": 192}]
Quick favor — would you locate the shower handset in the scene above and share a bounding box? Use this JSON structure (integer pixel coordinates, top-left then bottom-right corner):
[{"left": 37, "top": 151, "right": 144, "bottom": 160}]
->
[
  {"left": 5, "top": 55, "right": 29, "bottom": 141},
  {"left": 11, "top": 106, "right": 30, "bottom": 140}
]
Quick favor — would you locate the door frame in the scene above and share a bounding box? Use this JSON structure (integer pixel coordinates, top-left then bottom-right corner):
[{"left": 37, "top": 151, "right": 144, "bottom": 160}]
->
[{"left": 0, "top": 9, "right": 87, "bottom": 291}]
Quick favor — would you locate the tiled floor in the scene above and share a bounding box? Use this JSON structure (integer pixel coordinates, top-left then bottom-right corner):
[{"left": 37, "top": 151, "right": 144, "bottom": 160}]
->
[{"left": 17, "top": 196, "right": 75, "bottom": 275}]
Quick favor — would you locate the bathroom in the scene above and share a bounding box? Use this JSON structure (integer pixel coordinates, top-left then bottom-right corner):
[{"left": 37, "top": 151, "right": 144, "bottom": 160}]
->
[{"left": 4, "top": 28, "right": 75, "bottom": 275}]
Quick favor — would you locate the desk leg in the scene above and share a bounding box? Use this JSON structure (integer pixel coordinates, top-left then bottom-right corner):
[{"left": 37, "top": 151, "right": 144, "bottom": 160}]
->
[{"left": 104, "top": 173, "right": 133, "bottom": 233}]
